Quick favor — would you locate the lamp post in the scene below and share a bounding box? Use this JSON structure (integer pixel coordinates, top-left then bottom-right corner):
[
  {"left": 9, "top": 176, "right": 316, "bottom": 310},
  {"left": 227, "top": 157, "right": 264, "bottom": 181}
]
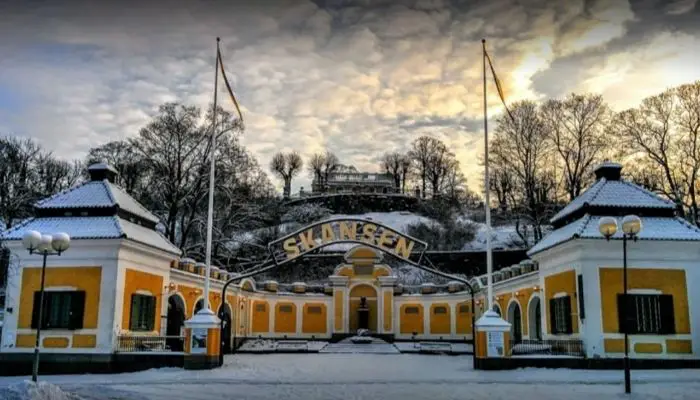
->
[
  {"left": 21, "top": 230, "right": 71, "bottom": 382},
  {"left": 598, "top": 215, "right": 642, "bottom": 394}
]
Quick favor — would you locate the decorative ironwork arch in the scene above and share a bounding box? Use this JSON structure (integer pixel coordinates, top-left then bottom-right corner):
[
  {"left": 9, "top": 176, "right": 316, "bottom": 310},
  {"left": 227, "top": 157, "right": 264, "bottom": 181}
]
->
[{"left": 220, "top": 219, "right": 479, "bottom": 365}]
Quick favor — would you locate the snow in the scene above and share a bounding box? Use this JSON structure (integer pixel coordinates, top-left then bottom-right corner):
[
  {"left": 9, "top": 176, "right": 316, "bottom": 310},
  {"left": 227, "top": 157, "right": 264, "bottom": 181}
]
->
[
  {"left": 238, "top": 339, "right": 328, "bottom": 353},
  {"left": 529, "top": 214, "right": 700, "bottom": 256},
  {"left": 462, "top": 221, "right": 527, "bottom": 251},
  {"left": 2, "top": 354, "right": 699, "bottom": 400},
  {"left": 0, "top": 380, "right": 77, "bottom": 400},
  {"left": 0, "top": 216, "right": 181, "bottom": 255},
  {"left": 550, "top": 178, "right": 675, "bottom": 224},
  {"left": 34, "top": 180, "right": 159, "bottom": 224}
]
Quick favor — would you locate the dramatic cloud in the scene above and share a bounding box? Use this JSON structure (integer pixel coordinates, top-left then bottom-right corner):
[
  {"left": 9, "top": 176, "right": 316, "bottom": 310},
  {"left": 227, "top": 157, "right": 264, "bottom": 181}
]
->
[{"left": 0, "top": 0, "right": 699, "bottom": 193}]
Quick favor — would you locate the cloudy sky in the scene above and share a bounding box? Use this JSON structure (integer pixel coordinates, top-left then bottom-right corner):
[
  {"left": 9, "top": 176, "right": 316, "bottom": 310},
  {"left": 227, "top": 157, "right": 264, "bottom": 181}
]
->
[{"left": 1, "top": 0, "right": 699, "bottom": 193}]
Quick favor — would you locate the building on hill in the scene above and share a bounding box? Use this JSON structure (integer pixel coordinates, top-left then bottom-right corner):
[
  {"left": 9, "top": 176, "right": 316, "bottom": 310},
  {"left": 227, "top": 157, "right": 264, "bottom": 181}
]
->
[{"left": 307, "top": 168, "right": 398, "bottom": 195}]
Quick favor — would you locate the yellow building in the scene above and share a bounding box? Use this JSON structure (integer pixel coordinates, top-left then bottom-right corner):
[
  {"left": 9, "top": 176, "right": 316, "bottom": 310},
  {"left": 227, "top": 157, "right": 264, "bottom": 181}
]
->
[{"left": 1, "top": 161, "right": 699, "bottom": 373}]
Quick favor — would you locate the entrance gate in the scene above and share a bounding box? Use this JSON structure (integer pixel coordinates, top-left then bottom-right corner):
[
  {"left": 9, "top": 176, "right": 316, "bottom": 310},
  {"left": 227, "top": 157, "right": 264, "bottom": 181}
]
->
[{"left": 219, "top": 218, "right": 478, "bottom": 364}]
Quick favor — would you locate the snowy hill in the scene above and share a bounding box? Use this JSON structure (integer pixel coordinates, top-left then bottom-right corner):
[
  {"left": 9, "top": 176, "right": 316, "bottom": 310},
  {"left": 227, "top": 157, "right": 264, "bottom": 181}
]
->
[{"left": 462, "top": 222, "right": 526, "bottom": 251}]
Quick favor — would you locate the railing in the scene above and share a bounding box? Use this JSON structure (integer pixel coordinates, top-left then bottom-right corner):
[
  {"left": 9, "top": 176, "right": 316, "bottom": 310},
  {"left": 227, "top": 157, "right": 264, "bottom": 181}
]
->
[
  {"left": 509, "top": 339, "right": 584, "bottom": 357},
  {"left": 116, "top": 335, "right": 185, "bottom": 353}
]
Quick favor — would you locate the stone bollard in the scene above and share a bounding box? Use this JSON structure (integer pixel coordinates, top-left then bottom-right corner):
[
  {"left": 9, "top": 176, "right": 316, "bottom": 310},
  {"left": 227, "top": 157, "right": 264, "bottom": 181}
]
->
[
  {"left": 474, "top": 310, "right": 512, "bottom": 370},
  {"left": 184, "top": 308, "right": 221, "bottom": 370}
]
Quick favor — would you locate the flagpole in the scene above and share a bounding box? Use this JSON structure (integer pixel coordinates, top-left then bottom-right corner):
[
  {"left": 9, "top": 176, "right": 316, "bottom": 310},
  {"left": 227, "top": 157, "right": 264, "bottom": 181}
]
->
[
  {"left": 202, "top": 37, "right": 220, "bottom": 314},
  {"left": 482, "top": 38, "right": 493, "bottom": 313}
]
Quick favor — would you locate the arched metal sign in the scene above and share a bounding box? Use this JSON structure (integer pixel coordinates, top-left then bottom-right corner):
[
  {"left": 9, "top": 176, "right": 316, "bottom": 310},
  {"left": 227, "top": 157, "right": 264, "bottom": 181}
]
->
[{"left": 267, "top": 217, "right": 428, "bottom": 266}]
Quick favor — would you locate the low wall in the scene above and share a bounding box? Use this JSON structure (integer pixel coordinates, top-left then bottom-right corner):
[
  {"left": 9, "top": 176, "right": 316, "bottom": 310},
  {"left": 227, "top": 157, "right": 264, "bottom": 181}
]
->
[
  {"left": 0, "top": 352, "right": 184, "bottom": 376},
  {"left": 476, "top": 357, "right": 700, "bottom": 370}
]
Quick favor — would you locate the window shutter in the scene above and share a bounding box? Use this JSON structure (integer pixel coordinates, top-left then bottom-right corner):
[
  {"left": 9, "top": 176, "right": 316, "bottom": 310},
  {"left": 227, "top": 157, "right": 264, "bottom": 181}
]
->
[
  {"left": 129, "top": 295, "right": 140, "bottom": 330},
  {"left": 549, "top": 298, "right": 557, "bottom": 334},
  {"left": 563, "top": 297, "right": 573, "bottom": 334},
  {"left": 659, "top": 294, "right": 675, "bottom": 334},
  {"left": 31, "top": 291, "right": 42, "bottom": 329},
  {"left": 617, "top": 294, "right": 637, "bottom": 334},
  {"left": 146, "top": 296, "right": 156, "bottom": 331},
  {"left": 69, "top": 291, "right": 86, "bottom": 329},
  {"left": 577, "top": 275, "right": 585, "bottom": 320}
]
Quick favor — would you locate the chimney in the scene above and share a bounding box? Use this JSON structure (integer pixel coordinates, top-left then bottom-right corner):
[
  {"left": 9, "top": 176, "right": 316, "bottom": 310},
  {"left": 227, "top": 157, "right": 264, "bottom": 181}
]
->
[
  {"left": 593, "top": 161, "right": 623, "bottom": 181},
  {"left": 87, "top": 163, "right": 118, "bottom": 183}
]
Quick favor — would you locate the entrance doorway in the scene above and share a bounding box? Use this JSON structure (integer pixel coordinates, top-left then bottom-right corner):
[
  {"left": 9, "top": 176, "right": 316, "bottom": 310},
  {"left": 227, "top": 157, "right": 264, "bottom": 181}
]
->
[
  {"left": 349, "top": 284, "right": 377, "bottom": 332},
  {"left": 218, "top": 303, "right": 233, "bottom": 354},
  {"left": 528, "top": 296, "right": 542, "bottom": 340},
  {"left": 166, "top": 295, "right": 186, "bottom": 351},
  {"left": 507, "top": 301, "right": 522, "bottom": 343}
]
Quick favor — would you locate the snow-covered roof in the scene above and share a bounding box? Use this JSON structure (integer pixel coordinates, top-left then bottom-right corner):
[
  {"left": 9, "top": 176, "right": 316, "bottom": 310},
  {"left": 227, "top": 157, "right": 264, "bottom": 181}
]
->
[
  {"left": 550, "top": 178, "right": 675, "bottom": 225},
  {"left": 35, "top": 180, "right": 159, "bottom": 224},
  {"left": 528, "top": 214, "right": 700, "bottom": 256},
  {"left": 0, "top": 216, "right": 180, "bottom": 255}
]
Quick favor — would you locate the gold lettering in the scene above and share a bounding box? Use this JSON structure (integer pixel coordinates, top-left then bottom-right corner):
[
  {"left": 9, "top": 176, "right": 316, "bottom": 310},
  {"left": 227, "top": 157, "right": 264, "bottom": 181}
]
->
[
  {"left": 339, "top": 221, "right": 357, "bottom": 241},
  {"left": 321, "top": 223, "right": 336, "bottom": 242},
  {"left": 283, "top": 238, "right": 300, "bottom": 259},
  {"left": 395, "top": 237, "right": 415, "bottom": 259},
  {"left": 376, "top": 229, "right": 394, "bottom": 250},
  {"left": 298, "top": 229, "right": 316, "bottom": 251},
  {"left": 362, "top": 223, "right": 377, "bottom": 244}
]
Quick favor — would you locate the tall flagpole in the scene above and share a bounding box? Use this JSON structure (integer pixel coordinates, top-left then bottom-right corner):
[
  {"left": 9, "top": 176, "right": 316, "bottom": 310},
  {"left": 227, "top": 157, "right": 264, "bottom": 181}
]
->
[
  {"left": 482, "top": 38, "right": 493, "bottom": 313},
  {"left": 202, "top": 37, "right": 220, "bottom": 313}
]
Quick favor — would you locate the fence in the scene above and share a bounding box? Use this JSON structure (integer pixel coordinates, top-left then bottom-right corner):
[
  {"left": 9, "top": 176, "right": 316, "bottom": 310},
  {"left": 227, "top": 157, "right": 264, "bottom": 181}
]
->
[
  {"left": 116, "top": 335, "right": 185, "bottom": 353},
  {"left": 509, "top": 339, "right": 585, "bottom": 357}
]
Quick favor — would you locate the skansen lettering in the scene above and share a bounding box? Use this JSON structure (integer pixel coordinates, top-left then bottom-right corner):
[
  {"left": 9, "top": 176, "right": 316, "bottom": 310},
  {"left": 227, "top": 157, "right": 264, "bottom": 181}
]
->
[{"left": 279, "top": 221, "right": 416, "bottom": 260}]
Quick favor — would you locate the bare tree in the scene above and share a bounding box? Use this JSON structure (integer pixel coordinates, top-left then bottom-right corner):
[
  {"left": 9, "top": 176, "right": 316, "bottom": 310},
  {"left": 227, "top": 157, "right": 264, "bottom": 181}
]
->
[
  {"left": 409, "top": 136, "right": 437, "bottom": 198},
  {"left": 541, "top": 93, "right": 610, "bottom": 201},
  {"left": 399, "top": 155, "right": 411, "bottom": 194},
  {"left": 381, "top": 152, "right": 403, "bottom": 189},
  {"left": 490, "top": 101, "right": 556, "bottom": 244},
  {"left": 87, "top": 140, "right": 145, "bottom": 194},
  {"left": 307, "top": 150, "right": 339, "bottom": 193},
  {"left": 270, "top": 151, "right": 303, "bottom": 198},
  {"left": 614, "top": 81, "right": 700, "bottom": 223},
  {"left": 426, "top": 141, "right": 457, "bottom": 197}
]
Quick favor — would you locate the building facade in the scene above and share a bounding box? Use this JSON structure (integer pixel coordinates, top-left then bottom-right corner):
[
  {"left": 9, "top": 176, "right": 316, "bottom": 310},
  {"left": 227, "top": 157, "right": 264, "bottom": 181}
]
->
[
  {"left": 309, "top": 170, "right": 398, "bottom": 195},
  {"left": 0, "top": 162, "right": 699, "bottom": 373}
]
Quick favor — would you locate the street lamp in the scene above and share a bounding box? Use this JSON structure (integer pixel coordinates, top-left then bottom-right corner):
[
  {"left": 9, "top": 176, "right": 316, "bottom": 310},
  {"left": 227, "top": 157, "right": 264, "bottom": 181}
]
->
[
  {"left": 598, "top": 215, "right": 642, "bottom": 394},
  {"left": 22, "top": 230, "right": 71, "bottom": 382}
]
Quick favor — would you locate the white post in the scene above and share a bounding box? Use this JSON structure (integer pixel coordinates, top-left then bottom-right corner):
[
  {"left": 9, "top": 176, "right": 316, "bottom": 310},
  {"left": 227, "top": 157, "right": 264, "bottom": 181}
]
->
[
  {"left": 482, "top": 38, "right": 493, "bottom": 312},
  {"left": 202, "top": 38, "right": 220, "bottom": 313}
]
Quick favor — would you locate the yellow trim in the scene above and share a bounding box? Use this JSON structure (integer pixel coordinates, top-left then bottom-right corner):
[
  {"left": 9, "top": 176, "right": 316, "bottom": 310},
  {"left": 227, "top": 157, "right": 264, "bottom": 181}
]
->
[
  {"left": 334, "top": 290, "right": 344, "bottom": 331},
  {"left": 429, "top": 303, "right": 450, "bottom": 335},
  {"left": 634, "top": 342, "right": 663, "bottom": 354},
  {"left": 599, "top": 268, "right": 690, "bottom": 334},
  {"left": 302, "top": 303, "right": 327, "bottom": 334},
  {"left": 456, "top": 301, "right": 472, "bottom": 335},
  {"left": 16, "top": 334, "right": 36, "bottom": 348},
  {"left": 400, "top": 304, "right": 424, "bottom": 334},
  {"left": 251, "top": 300, "right": 269, "bottom": 333},
  {"left": 544, "top": 270, "right": 579, "bottom": 334},
  {"left": 19, "top": 266, "right": 102, "bottom": 330},
  {"left": 122, "top": 269, "right": 163, "bottom": 332},
  {"left": 383, "top": 291, "right": 393, "bottom": 332},
  {"left": 666, "top": 339, "right": 692, "bottom": 354},
  {"left": 43, "top": 337, "right": 69, "bottom": 348},
  {"left": 275, "top": 302, "right": 297, "bottom": 333},
  {"left": 604, "top": 338, "right": 625, "bottom": 353},
  {"left": 72, "top": 334, "right": 97, "bottom": 348}
]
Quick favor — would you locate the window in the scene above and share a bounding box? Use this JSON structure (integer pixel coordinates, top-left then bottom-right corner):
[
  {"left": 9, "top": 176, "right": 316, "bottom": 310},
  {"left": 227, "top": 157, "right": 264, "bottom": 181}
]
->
[
  {"left": 617, "top": 294, "right": 675, "bottom": 334},
  {"left": 549, "top": 296, "right": 572, "bottom": 334},
  {"left": 459, "top": 305, "right": 470, "bottom": 314},
  {"left": 577, "top": 275, "right": 585, "bottom": 320},
  {"left": 31, "top": 291, "right": 85, "bottom": 330},
  {"left": 433, "top": 306, "right": 447, "bottom": 314},
  {"left": 307, "top": 306, "right": 322, "bottom": 314},
  {"left": 404, "top": 306, "right": 419, "bottom": 314},
  {"left": 279, "top": 304, "right": 293, "bottom": 313},
  {"left": 129, "top": 294, "right": 156, "bottom": 331},
  {"left": 255, "top": 304, "right": 266, "bottom": 312}
]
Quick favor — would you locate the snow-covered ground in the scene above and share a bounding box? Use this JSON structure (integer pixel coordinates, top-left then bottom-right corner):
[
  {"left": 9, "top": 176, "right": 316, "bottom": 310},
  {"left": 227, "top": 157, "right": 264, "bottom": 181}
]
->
[{"left": 1, "top": 354, "right": 698, "bottom": 399}]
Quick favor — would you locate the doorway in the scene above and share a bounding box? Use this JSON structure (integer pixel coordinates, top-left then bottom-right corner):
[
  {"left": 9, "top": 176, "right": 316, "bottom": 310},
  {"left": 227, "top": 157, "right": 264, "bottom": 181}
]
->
[
  {"left": 166, "top": 295, "right": 186, "bottom": 351},
  {"left": 349, "top": 284, "right": 378, "bottom": 332},
  {"left": 528, "top": 296, "right": 542, "bottom": 340},
  {"left": 507, "top": 301, "right": 523, "bottom": 343},
  {"left": 218, "top": 303, "right": 233, "bottom": 353}
]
